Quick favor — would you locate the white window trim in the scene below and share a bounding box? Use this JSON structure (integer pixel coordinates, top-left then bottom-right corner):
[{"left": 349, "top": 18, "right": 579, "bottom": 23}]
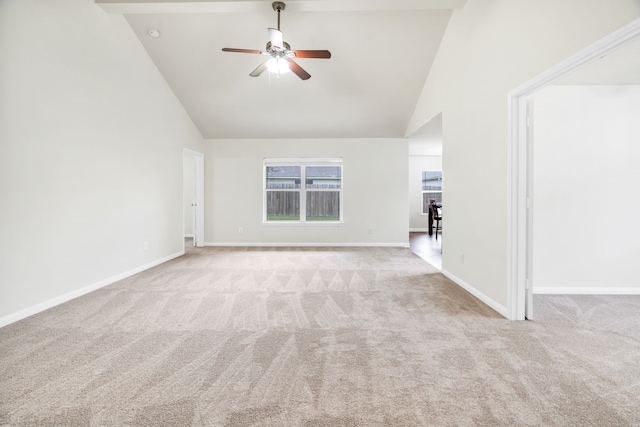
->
[{"left": 263, "top": 158, "right": 344, "bottom": 225}]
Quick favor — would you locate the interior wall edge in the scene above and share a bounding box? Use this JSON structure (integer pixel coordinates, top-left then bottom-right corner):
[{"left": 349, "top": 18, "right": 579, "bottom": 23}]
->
[{"left": 441, "top": 268, "right": 508, "bottom": 319}]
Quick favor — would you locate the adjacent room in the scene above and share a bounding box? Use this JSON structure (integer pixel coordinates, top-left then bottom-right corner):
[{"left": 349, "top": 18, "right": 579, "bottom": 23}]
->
[{"left": 1, "top": 0, "right": 640, "bottom": 425}]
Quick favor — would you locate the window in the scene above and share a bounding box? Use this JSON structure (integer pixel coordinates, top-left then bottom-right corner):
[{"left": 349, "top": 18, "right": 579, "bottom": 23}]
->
[
  {"left": 422, "top": 170, "right": 442, "bottom": 214},
  {"left": 264, "top": 159, "right": 343, "bottom": 223}
]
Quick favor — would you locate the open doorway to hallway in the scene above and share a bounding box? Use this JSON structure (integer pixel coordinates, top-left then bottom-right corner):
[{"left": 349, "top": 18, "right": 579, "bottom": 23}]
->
[
  {"left": 508, "top": 18, "right": 640, "bottom": 320},
  {"left": 183, "top": 148, "right": 204, "bottom": 250},
  {"left": 408, "top": 113, "right": 443, "bottom": 270},
  {"left": 531, "top": 78, "right": 640, "bottom": 295},
  {"left": 183, "top": 151, "right": 195, "bottom": 249}
]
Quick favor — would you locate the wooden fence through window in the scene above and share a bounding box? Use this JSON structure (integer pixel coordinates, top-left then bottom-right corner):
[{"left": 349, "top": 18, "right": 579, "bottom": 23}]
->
[{"left": 267, "top": 183, "right": 340, "bottom": 219}]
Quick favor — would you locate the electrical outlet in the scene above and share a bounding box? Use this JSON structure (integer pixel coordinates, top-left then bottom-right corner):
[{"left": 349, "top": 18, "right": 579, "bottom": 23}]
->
[
  {"left": 238, "top": 227, "right": 243, "bottom": 234},
  {"left": 367, "top": 228, "right": 373, "bottom": 234},
  {"left": 144, "top": 242, "right": 149, "bottom": 251},
  {"left": 460, "top": 253, "right": 465, "bottom": 264}
]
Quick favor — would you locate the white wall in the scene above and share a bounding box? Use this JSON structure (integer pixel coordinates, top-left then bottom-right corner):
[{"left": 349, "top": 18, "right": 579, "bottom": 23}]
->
[
  {"left": 183, "top": 153, "right": 195, "bottom": 236},
  {"left": 204, "top": 139, "right": 409, "bottom": 245},
  {"left": 406, "top": 0, "right": 640, "bottom": 311},
  {"left": 533, "top": 85, "right": 640, "bottom": 293},
  {"left": 409, "top": 156, "right": 442, "bottom": 231},
  {"left": 0, "top": 0, "right": 204, "bottom": 324}
]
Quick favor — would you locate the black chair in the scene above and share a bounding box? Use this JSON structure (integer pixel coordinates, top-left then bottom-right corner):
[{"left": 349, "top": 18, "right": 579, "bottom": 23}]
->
[{"left": 429, "top": 202, "right": 442, "bottom": 240}]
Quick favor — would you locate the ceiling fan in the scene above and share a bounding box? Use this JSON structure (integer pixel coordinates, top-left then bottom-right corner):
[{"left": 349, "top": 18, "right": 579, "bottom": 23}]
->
[{"left": 222, "top": 1, "right": 331, "bottom": 80}]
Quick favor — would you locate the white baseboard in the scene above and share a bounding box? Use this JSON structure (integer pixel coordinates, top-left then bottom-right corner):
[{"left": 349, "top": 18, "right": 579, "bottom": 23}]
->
[
  {"left": 204, "top": 242, "right": 410, "bottom": 248},
  {"left": 409, "top": 228, "right": 428, "bottom": 232},
  {"left": 0, "top": 250, "right": 185, "bottom": 329},
  {"left": 184, "top": 234, "right": 194, "bottom": 238},
  {"left": 534, "top": 287, "right": 640, "bottom": 295},
  {"left": 440, "top": 268, "right": 508, "bottom": 318}
]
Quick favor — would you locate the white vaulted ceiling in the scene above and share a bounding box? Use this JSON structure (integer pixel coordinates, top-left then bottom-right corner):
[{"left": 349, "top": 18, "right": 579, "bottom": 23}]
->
[{"left": 96, "top": 0, "right": 466, "bottom": 139}]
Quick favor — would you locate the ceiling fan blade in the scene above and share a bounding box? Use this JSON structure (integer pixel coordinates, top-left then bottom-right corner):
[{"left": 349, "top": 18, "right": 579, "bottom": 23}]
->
[
  {"left": 222, "top": 48, "right": 263, "bottom": 54},
  {"left": 286, "top": 59, "right": 311, "bottom": 80},
  {"left": 268, "top": 28, "right": 283, "bottom": 49},
  {"left": 249, "top": 59, "right": 270, "bottom": 77},
  {"left": 291, "top": 50, "right": 332, "bottom": 59}
]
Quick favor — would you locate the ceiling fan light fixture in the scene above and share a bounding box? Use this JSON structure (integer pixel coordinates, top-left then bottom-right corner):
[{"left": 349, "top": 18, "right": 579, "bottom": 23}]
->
[
  {"left": 221, "top": 1, "right": 330, "bottom": 80},
  {"left": 267, "top": 57, "right": 290, "bottom": 74}
]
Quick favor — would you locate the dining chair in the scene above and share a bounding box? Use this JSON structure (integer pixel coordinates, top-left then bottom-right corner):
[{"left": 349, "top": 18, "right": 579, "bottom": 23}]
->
[{"left": 429, "top": 202, "right": 442, "bottom": 240}]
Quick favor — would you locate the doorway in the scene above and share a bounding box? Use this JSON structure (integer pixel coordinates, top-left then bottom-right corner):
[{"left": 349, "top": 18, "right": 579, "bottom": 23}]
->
[
  {"left": 408, "top": 113, "right": 444, "bottom": 269},
  {"left": 183, "top": 149, "right": 204, "bottom": 249},
  {"left": 507, "top": 18, "right": 640, "bottom": 320}
]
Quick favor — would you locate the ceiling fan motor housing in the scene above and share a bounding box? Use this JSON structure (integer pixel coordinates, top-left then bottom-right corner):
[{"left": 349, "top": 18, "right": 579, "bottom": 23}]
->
[{"left": 266, "top": 41, "right": 291, "bottom": 56}]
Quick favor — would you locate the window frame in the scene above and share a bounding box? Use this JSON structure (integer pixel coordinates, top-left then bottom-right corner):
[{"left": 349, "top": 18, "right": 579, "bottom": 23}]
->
[{"left": 263, "top": 158, "right": 344, "bottom": 225}]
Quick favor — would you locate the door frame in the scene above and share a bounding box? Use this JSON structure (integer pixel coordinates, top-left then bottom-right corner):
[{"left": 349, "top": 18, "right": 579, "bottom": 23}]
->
[
  {"left": 184, "top": 148, "right": 205, "bottom": 248},
  {"left": 506, "top": 18, "right": 640, "bottom": 320}
]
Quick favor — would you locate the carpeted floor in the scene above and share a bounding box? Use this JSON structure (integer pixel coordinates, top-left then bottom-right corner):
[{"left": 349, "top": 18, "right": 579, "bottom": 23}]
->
[{"left": 1, "top": 246, "right": 639, "bottom": 426}]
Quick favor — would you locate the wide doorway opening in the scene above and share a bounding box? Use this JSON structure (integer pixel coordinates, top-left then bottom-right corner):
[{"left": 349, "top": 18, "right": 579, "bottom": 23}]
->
[{"left": 508, "top": 18, "right": 640, "bottom": 320}]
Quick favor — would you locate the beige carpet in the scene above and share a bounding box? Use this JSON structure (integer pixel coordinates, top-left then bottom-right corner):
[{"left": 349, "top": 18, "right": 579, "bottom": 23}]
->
[{"left": 1, "top": 246, "right": 639, "bottom": 426}]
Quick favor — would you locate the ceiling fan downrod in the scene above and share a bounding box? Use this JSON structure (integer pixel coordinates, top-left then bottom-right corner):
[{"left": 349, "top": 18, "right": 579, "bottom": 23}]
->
[{"left": 272, "top": 2, "right": 285, "bottom": 31}]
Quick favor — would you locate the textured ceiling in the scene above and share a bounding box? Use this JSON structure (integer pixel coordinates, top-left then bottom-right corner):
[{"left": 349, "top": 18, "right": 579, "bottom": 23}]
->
[{"left": 97, "top": 0, "right": 463, "bottom": 139}]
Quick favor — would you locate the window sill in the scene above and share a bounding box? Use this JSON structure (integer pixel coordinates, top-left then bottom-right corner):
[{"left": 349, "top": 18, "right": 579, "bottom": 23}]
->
[{"left": 263, "top": 221, "right": 344, "bottom": 227}]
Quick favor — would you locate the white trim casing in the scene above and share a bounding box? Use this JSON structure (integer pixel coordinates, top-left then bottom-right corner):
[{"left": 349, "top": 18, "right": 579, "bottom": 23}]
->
[
  {"left": 0, "top": 251, "right": 184, "bottom": 328},
  {"left": 506, "top": 95, "right": 529, "bottom": 321},
  {"left": 194, "top": 153, "right": 205, "bottom": 247},
  {"left": 506, "top": 17, "right": 640, "bottom": 321},
  {"left": 263, "top": 158, "right": 344, "bottom": 224}
]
